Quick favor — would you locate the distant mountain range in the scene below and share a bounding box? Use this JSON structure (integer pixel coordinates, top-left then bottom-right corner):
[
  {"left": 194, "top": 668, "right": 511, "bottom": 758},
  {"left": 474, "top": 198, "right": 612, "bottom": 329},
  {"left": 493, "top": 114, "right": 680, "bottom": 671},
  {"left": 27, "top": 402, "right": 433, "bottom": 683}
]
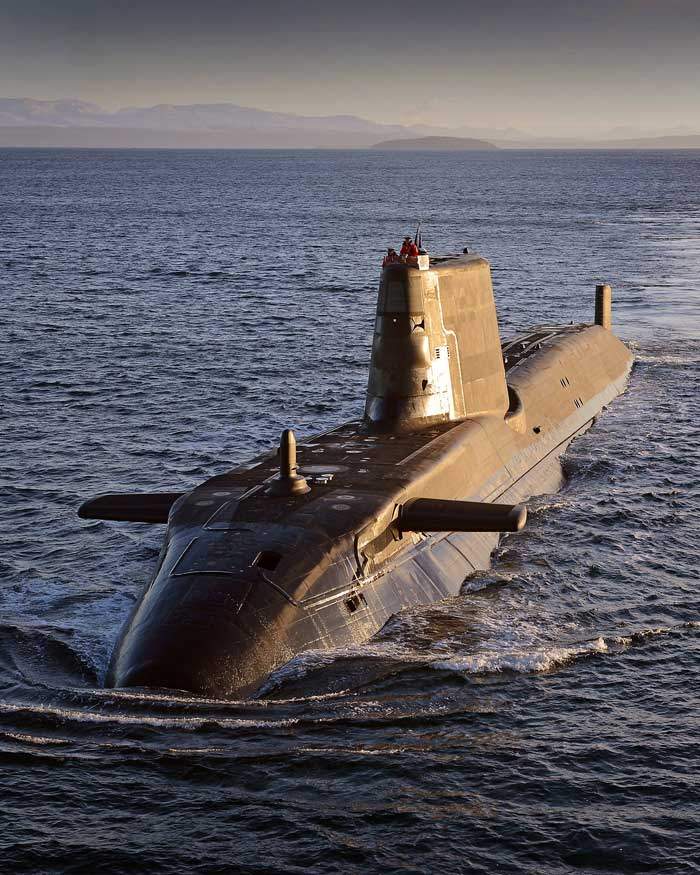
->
[
  {"left": 372, "top": 136, "right": 498, "bottom": 150},
  {"left": 0, "top": 98, "right": 430, "bottom": 148},
  {"left": 0, "top": 98, "right": 698, "bottom": 149},
  {"left": 492, "top": 133, "right": 700, "bottom": 149}
]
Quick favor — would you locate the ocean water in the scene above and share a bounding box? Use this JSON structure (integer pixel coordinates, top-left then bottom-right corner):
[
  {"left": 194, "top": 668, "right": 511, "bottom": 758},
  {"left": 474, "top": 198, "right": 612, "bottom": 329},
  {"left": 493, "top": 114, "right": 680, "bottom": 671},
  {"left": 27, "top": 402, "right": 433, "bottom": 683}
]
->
[{"left": 0, "top": 148, "right": 698, "bottom": 874}]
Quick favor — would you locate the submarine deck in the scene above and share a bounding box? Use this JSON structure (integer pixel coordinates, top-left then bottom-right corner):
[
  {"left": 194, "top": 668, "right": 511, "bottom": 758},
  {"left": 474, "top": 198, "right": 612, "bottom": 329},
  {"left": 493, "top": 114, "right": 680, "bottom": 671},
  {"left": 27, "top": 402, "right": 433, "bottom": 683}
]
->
[
  {"left": 502, "top": 324, "right": 586, "bottom": 371},
  {"left": 182, "top": 322, "right": 593, "bottom": 537}
]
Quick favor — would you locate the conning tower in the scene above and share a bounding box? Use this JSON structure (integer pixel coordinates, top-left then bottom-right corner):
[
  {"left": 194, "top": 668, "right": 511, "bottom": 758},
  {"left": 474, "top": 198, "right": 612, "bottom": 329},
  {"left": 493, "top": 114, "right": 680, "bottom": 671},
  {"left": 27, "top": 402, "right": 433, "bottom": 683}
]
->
[{"left": 364, "top": 254, "right": 509, "bottom": 432}]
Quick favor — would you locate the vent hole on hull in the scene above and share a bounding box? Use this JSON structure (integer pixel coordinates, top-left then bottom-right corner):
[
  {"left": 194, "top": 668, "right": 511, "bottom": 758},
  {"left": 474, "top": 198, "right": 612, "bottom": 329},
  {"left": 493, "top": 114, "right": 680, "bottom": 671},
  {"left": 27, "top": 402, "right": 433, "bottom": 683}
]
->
[
  {"left": 252, "top": 550, "right": 282, "bottom": 571},
  {"left": 345, "top": 593, "right": 368, "bottom": 614}
]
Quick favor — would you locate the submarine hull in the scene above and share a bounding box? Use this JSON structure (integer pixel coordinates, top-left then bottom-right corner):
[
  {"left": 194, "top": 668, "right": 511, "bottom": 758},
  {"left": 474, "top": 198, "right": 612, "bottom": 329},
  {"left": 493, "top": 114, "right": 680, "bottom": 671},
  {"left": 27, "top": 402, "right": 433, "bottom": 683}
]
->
[{"left": 105, "top": 317, "right": 633, "bottom": 698}]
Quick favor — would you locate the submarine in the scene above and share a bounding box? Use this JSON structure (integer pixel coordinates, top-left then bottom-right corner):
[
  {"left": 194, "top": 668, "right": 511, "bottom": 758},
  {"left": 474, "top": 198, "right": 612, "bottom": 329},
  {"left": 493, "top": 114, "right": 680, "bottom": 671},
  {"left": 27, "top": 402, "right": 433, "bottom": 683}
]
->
[{"left": 79, "top": 251, "right": 633, "bottom": 697}]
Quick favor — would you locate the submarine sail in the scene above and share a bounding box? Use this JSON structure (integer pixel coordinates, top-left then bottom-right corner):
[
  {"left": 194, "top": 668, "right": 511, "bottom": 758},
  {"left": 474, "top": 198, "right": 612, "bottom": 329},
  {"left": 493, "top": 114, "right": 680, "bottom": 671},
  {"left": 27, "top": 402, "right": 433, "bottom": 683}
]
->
[{"left": 79, "top": 252, "right": 633, "bottom": 698}]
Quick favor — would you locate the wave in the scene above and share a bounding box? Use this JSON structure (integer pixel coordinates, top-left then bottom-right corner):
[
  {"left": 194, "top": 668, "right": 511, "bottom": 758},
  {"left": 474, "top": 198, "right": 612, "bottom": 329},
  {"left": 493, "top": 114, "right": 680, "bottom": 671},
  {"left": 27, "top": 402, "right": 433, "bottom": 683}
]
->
[
  {"left": 0, "top": 623, "right": 98, "bottom": 688},
  {"left": 431, "top": 621, "right": 699, "bottom": 678},
  {"left": 259, "top": 620, "right": 700, "bottom": 696},
  {"left": 0, "top": 700, "right": 299, "bottom": 731},
  {"left": 0, "top": 621, "right": 694, "bottom": 746},
  {"left": 635, "top": 352, "right": 700, "bottom": 366},
  {"left": 430, "top": 636, "right": 609, "bottom": 674}
]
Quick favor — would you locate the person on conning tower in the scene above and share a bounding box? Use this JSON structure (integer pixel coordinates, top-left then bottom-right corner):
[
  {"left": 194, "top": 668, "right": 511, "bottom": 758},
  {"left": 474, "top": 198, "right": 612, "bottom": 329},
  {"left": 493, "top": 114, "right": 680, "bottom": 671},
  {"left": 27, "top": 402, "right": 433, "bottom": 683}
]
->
[
  {"left": 400, "top": 236, "right": 418, "bottom": 261},
  {"left": 382, "top": 247, "right": 400, "bottom": 267}
]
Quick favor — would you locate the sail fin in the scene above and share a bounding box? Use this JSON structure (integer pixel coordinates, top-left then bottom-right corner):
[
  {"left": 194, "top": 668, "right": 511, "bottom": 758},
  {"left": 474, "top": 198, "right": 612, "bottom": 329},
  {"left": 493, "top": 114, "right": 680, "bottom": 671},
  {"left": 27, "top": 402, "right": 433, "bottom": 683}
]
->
[
  {"left": 399, "top": 498, "right": 526, "bottom": 533},
  {"left": 78, "top": 492, "right": 184, "bottom": 524}
]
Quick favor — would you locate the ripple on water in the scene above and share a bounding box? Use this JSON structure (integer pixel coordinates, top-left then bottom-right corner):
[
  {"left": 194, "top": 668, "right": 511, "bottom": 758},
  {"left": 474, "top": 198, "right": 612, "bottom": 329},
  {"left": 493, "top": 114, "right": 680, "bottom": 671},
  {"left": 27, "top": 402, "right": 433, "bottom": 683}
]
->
[{"left": 0, "top": 149, "right": 699, "bottom": 872}]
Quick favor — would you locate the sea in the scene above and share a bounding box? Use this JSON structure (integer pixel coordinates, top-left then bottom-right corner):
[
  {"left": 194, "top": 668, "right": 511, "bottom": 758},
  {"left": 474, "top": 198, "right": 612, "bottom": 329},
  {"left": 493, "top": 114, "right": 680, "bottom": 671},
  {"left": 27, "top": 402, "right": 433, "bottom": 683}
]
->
[{"left": 1, "top": 148, "right": 698, "bottom": 874}]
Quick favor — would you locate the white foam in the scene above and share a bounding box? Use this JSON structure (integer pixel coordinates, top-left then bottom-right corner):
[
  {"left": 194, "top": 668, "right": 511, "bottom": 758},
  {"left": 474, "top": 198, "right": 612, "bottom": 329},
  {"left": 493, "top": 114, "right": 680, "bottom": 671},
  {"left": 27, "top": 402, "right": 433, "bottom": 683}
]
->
[
  {"left": 296, "top": 746, "right": 408, "bottom": 756},
  {"left": 0, "top": 701, "right": 299, "bottom": 731},
  {"left": 609, "top": 627, "right": 669, "bottom": 646},
  {"left": 635, "top": 352, "right": 700, "bottom": 366},
  {"left": 430, "top": 636, "right": 609, "bottom": 675},
  {"left": 0, "top": 730, "right": 70, "bottom": 746},
  {"left": 84, "top": 687, "right": 269, "bottom": 708}
]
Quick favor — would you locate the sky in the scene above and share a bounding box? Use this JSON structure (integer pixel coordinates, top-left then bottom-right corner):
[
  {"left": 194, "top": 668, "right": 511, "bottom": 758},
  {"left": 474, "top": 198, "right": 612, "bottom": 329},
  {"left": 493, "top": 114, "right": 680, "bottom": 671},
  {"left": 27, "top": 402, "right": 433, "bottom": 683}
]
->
[{"left": 1, "top": 0, "right": 699, "bottom": 136}]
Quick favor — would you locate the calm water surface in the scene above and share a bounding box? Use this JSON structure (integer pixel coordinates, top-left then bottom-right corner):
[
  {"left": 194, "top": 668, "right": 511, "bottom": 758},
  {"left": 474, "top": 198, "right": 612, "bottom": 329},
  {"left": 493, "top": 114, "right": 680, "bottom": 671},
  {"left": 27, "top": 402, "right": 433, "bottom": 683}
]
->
[{"left": 1, "top": 149, "right": 699, "bottom": 873}]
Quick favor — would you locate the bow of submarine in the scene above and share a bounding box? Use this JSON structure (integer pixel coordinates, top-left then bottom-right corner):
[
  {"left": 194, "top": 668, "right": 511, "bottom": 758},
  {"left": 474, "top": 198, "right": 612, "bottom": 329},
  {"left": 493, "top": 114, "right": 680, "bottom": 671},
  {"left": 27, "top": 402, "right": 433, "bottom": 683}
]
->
[{"left": 105, "top": 493, "right": 355, "bottom": 698}]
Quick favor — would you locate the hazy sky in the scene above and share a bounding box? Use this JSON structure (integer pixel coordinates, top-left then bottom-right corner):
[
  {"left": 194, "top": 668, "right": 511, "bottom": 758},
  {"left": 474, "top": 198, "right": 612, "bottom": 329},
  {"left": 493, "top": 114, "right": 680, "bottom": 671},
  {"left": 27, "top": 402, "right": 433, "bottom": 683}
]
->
[{"left": 2, "top": 0, "right": 699, "bottom": 134}]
